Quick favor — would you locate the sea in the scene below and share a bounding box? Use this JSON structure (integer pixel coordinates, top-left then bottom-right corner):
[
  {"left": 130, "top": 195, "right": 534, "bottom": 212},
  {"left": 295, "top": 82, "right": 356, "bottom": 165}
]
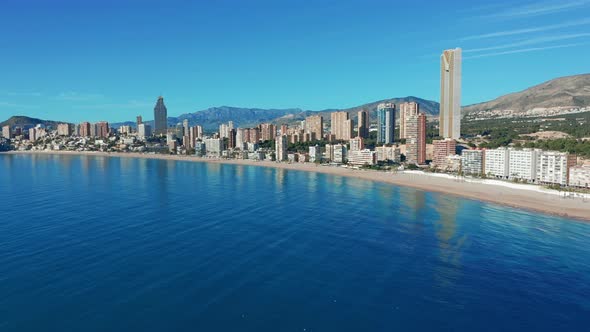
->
[{"left": 0, "top": 153, "right": 589, "bottom": 331}]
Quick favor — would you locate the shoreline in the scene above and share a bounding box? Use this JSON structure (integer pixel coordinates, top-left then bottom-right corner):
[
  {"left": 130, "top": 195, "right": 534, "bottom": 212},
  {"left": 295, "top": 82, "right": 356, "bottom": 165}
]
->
[{"left": 4, "top": 150, "right": 590, "bottom": 222}]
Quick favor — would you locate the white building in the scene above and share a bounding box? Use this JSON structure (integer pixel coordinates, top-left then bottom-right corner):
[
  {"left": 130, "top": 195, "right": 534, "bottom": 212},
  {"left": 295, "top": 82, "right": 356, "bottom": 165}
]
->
[
  {"left": 333, "top": 144, "right": 347, "bottom": 164},
  {"left": 205, "top": 138, "right": 224, "bottom": 157},
  {"left": 375, "top": 145, "right": 400, "bottom": 163},
  {"left": 309, "top": 145, "right": 322, "bottom": 163},
  {"left": 508, "top": 148, "right": 539, "bottom": 182},
  {"left": 461, "top": 150, "right": 484, "bottom": 175},
  {"left": 569, "top": 165, "right": 590, "bottom": 188},
  {"left": 348, "top": 149, "right": 376, "bottom": 166},
  {"left": 484, "top": 147, "right": 509, "bottom": 178},
  {"left": 536, "top": 151, "right": 576, "bottom": 186},
  {"left": 138, "top": 123, "right": 152, "bottom": 139},
  {"left": 349, "top": 137, "right": 364, "bottom": 152},
  {"left": 445, "top": 155, "right": 462, "bottom": 172}
]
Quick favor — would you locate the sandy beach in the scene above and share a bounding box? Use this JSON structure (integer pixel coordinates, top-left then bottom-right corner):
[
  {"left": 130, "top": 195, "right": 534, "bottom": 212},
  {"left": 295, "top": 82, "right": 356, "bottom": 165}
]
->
[{"left": 4, "top": 150, "right": 590, "bottom": 222}]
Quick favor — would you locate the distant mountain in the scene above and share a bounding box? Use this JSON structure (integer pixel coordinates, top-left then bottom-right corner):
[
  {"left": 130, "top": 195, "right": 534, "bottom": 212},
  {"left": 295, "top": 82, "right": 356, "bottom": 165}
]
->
[
  {"left": 0, "top": 116, "right": 67, "bottom": 129},
  {"left": 111, "top": 96, "right": 439, "bottom": 130},
  {"left": 463, "top": 73, "right": 590, "bottom": 115}
]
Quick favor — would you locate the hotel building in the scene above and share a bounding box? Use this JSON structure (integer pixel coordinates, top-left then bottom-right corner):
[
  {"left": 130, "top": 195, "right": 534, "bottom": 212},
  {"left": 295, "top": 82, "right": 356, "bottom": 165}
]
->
[{"left": 377, "top": 103, "right": 395, "bottom": 144}]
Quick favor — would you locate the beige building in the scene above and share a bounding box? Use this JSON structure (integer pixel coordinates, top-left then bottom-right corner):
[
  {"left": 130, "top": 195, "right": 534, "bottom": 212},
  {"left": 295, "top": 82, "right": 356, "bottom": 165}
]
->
[
  {"left": 569, "top": 165, "right": 590, "bottom": 188},
  {"left": 330, "top": 112, "right": 353, "bottom": 141},
  {"left": 305, "top": 115, "right": 323, "bottom": 141},
  {"left": 349, "top": 137, "right": 364, "bottom": 152},
  {"left": 57, "top": 123, "right": 72, "bottom": 136},
  {"left": 405, "top": 113, "right": 426, "bottom": 165},
  {"left": 348, "top": 149, "right": 376, "bottom": 166},
  {"left": 440, "top": 48, "right": 462, "bottom": 139},
  {"left": 375, "top": 145, "right": 400, "bottom": 163},
  {"left": 357, "top": 110, "right": 369, "bottom": 138},
  {"left": 536, "top": 151, "right": 576, "bottom": 186},
  {"left": 275, "top": 135, "right": 288, "bottom": 161},
  {"left": 399, "top": 102, "right": 419, "bottom": 139}
]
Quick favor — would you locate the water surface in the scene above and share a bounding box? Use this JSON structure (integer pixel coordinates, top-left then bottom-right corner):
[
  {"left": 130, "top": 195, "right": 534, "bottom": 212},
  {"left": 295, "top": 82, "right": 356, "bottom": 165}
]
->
[{"left": 0, "top": 154, "right": 589, "bottom": 331}]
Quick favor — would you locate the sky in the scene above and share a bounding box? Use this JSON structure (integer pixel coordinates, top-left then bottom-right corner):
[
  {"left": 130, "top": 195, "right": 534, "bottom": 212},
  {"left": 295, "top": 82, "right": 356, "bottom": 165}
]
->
[{"left": 1, "top": 0, "right": 589, "bottom": 123}]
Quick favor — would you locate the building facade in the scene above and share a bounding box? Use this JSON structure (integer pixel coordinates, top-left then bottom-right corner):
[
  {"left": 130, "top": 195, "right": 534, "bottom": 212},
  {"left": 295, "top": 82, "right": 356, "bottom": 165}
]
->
[
  {"left": 330, "top": 112, "right": 353, "bottom": 141},
  {"left": 569, "top": 165, "right": 590, "bottom": 188},
  {"left": 461, "top": 150, "right": 484, "bottom": 175},
  {"left": 305, "top": 115, "right": 323, "bottom": 141},
  {"left": 484, "top": 147, "right": 510, "bottom": 178},
  {"left": 348, "top": 149, "right": 376, "bottom": 166},
  {"left": 405, "top": 113, "right": 426, "bottom": 164},
  {"left": 275, "top": 135, "right": 288, "bottom": 161},
  {"left": 357, "top": 110, "right": 369, "bottom": 139},
  {"left": 432, "top": 139, "right": 456, "bottom": 167},
  {"left": 439, "top": 48, "right": 462, "bottom": 139},
  {"left": 377, "top": 103, "right": 395, "bottom": 144},
  {"left": 399, "top": 102, "right": 419, "bottom": 139},
  {"left": 536, "top": 151, "right": 576, "bottom": 186},
  {"left": 153, "top": 96, "right": 168, "bottom": 135}
]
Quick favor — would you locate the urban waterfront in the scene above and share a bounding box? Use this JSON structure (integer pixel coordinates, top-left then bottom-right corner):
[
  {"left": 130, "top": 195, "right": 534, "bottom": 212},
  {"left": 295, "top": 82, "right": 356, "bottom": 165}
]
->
[{"left": 0, "top": 153, "right": 589, "bottom": 331}]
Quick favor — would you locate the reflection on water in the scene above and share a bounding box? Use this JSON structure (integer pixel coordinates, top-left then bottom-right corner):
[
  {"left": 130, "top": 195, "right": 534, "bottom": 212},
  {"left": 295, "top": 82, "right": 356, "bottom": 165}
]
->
[{"left": 433, "top": 195, "right": 467, "bottom": 288}]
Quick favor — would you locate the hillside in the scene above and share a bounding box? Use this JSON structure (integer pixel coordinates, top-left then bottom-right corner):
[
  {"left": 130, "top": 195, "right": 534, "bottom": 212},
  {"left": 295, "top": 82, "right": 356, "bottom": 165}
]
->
[
  {"left": 463, "top": 73, "right": 590, "bottom": 116},
  {"left": 0, "top": 116, "right": 67, "bottom": 129}
]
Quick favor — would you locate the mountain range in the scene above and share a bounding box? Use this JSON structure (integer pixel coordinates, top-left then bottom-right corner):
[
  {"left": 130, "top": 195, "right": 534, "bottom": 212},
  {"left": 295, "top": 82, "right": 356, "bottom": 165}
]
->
[{"left": 2, "top": 74, "right": 589, "bottom": 131}]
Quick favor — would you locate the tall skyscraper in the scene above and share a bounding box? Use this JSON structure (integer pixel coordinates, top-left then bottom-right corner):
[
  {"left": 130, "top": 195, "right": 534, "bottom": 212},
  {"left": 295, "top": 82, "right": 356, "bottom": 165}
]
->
[
  {"left": 275, "top": 135, "right": 288, "bottom": 161},
  {"left": 153, "top": 96, "right": 168, "bottom": 135},
  {"left": 440, "top": 48, "right": 462, "bottom": 139},
  {"left": 136, "top": 115, "right": 143, "bottom": 128},
  {"left": 406, "top": 113, "right": 426, "bottom": 164},
  {"left": 183, "top": 119, "right": 189, "bottom": 138},
  {"left": 399, "top": 102, "right": 419, "bottom": 139},
  {"left": 377, "top": 103, "right": 395, "bottom": 144},
  {"left": 96, "top": 121, "right": 110, "bottom": 138},
  {"left": 330, "top": 112, "right": 353, "bottom": 141},
  {"left": 79, "top": 122, "right": 91, "bottom": 137},
  {"left": 305, "top": 115, "right": 323, "bottom": 141},
  {"left": 357, "top": 110, "right": 369, "bottom": 139}
]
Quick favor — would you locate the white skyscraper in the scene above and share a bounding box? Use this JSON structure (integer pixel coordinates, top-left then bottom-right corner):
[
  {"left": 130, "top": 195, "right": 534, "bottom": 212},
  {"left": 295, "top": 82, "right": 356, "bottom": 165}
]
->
[{"left": 440, "top": 48, "right": 462, "bottom": 139}]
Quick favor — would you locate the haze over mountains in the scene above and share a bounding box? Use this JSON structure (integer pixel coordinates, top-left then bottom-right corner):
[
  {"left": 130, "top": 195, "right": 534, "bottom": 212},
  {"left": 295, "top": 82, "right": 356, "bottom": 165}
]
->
[{"left": 2, "top": 74, "right": 589, "bottom": 131}]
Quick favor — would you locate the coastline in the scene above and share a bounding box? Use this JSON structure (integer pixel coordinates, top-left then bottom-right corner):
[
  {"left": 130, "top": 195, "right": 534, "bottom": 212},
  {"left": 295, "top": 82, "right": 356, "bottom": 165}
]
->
[{"left": 4, "top": 150, "right": 590, "bottom": 222}]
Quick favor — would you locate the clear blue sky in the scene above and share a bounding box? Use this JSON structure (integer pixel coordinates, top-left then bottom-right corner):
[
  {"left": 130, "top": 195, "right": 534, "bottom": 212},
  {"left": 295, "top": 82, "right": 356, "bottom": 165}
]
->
[{"left": 1, "top": 0, "right": 589, "bottom": 123}]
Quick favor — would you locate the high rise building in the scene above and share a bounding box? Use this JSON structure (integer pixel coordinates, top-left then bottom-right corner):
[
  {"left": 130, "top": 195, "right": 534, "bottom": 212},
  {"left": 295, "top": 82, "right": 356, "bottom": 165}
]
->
[
  {"left": 259, "top": 123, "right": 277, "bottom": 141},
  {"left": 153, "top": 96, "right": 168, "bottom": 135},
  {"left": 1, "top": 125, "right": 10, "bottom": 139},
  {"left": 29, "top": 128, "right": 37, "bottom": 141},
  {"left": 309, "top": 145, "right": 322, "bottom": 163},
  {"left": 405, "top": 113, "right": 426, "bottom": 164},
  {"left": 138, "top": 123, "right": 152, "bottom": 138},
  {"left": 280, "top": 124, "right": 288, "bottom": 135},
  {"left": 377, "top": 103, "right": 395, "bottom": 144},
  {"left": 433, "top": 139, "right": 456, "bottom": 167},
  {"left": 275, "top": 135, "right": 288, "bottom": 161},
  {"left": 79, "top": 122, "right": 91, "bottom": 137},
  {"left": 508, "top": 148, "right": 540, "bottom": 182},
  {"left": 330, "top": 112, "right": 353, "bottom": 141},
  {"left": 376, "top": 145, "right": 401, "bottom": 163},
  {"left": 484, "top": 147, "right": 510, "bottom": 179},
  {"left": 136, "top": 115, "right": 143, "bottom": 127},
  {"left": 332, "top": 144, "right": 347, "bottom": 163},
  {"left": 536, "top": 151, "right": 576, "bottom": 186},
  {"left": 440, "top": 48, "right": 462, "bottom": 139},
  {"left": 57, "top": 123, "right": 72, "bottom": 136},
  {"left": 305, "top": 115, "right": 323, "bottom": 141},
  {"left": 96, "top": 122, "right": 110, "bottom": 138},
  {"left": 399, "top": 102, "right": 419, "bottom": 139},
  {"left": 357, "top": 110, "right": 369, "bottom": 139},
  {"left": 204, "top": 138, "right": 223, "bottom": 157}
]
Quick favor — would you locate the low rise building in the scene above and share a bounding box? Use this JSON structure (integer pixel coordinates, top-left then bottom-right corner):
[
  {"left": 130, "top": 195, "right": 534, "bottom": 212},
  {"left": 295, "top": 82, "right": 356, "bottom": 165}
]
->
[
  {"left": 348, "top": 149, "right": 376, "bottom": 166},
  {"left": 461, "top": 149, "right": 484, "bottom": 176},
  {"left": 375, "top": 145, "right": 400, "bottom": 163},
  {"left": 569, "top": 165, "right": 590, "bottom": 188}
]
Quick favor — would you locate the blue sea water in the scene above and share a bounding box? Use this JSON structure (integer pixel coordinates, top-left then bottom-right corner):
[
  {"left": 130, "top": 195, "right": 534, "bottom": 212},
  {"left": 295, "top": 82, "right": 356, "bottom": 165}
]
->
[{"left": 0, "top": 153, "right": 589, "bottom": 331}]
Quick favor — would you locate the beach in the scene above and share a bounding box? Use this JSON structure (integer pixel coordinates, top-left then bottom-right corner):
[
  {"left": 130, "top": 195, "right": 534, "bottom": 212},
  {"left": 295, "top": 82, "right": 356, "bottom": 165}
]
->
[{"left": 4, "top": 150, "right": 590, "bottom": 221}]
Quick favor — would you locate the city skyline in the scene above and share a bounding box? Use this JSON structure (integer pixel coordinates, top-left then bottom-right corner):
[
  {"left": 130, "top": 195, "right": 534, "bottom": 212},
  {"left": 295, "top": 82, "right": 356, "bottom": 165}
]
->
[{"left": 1, "top": 0, "right": 589, "bottom": 123}]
